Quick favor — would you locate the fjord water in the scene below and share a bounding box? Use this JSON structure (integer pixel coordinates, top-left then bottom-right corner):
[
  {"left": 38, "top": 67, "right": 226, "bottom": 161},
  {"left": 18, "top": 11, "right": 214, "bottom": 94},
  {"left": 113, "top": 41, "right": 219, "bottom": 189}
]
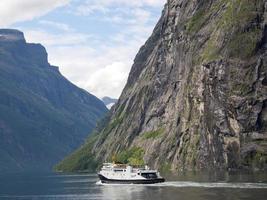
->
[{"left": 0, "top": 172, "right": 267, "bottom": 200}]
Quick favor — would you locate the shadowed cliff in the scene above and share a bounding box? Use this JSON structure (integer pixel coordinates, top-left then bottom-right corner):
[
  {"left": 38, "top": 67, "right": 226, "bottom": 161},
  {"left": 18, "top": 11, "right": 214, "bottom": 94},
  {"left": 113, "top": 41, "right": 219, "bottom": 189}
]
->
[{"left": 0, "top": 29, "right": 108, "bottom": 172}]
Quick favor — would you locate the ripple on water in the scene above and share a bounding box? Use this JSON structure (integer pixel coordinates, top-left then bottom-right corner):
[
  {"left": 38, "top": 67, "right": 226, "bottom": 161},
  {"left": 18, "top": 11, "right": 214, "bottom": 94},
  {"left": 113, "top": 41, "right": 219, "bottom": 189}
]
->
[
  {"left": 96, "top": 181, "right": 267, "bottom": 189},
  {"left": 0, "top": 194, "right": 103, "bottom": 200}
]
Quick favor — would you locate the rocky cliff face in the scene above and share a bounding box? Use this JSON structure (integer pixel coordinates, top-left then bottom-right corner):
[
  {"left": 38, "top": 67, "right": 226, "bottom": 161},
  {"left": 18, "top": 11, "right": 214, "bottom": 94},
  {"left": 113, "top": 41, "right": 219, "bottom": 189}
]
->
[
  {"left": 57, "top": 0, "right": 267, "bottom": 172},
  {"left": 0, "top": 29, "right": 108, "bottom": 172}
]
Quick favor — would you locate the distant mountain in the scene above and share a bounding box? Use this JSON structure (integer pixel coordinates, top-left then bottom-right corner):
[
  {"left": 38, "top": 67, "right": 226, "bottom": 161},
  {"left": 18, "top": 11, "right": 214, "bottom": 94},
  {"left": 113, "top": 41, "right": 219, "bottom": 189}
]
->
[
  {"left": 101, "top": 96, "right": 118, "bottom": 109},
  {"left": 0, "top": 29, "right": 108, "bottom": 172}
]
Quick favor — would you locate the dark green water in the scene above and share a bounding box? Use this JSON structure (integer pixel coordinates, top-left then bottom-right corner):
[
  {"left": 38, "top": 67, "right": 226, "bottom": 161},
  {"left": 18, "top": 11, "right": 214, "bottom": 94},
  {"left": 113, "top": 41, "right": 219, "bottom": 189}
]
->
[{"left": 0, "top": 171, "right": 267, "bottom": 200}]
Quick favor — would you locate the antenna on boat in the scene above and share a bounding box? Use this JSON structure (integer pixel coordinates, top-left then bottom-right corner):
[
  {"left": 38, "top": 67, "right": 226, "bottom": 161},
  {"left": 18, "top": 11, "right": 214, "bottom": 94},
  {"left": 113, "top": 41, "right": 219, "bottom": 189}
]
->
[{"left": 112, "top": 153, "right": 117, "bottom": 164}]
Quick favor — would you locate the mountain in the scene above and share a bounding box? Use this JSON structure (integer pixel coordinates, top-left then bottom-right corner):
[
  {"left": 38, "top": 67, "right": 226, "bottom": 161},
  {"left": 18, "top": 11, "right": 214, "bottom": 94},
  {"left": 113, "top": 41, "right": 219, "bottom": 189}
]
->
[
  {"left": 56, "top": 0, "right": 267, "bottom": 172},
  {"left": 102, "top": 97, "right": 118, "bottom": 109},
  {"left": 0, "top": 29, "right": 108, "bottom": 172}
]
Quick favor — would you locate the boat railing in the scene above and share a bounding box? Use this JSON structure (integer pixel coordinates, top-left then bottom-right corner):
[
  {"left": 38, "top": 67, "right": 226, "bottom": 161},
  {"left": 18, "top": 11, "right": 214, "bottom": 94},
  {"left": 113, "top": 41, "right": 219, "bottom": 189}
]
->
[{"left": 102, "top": 163, "right": 153, "bottom": 171}]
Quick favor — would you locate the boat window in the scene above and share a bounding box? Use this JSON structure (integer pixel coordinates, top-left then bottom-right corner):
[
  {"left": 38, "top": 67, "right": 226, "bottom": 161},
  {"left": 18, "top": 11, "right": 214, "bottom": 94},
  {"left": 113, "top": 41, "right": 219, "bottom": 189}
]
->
[
  {"left": 114, "top": 169, "right": 124, "bottom": 172},
  {"left": 141, "top": 173, "right": 157, "bottom": 179}
]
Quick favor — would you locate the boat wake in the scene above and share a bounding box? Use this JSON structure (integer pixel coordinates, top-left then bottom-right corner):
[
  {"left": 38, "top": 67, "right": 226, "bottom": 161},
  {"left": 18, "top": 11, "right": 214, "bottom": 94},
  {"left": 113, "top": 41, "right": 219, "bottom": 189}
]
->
[{"left": 96, "top": 181, "right": 267, "bottom": 189}]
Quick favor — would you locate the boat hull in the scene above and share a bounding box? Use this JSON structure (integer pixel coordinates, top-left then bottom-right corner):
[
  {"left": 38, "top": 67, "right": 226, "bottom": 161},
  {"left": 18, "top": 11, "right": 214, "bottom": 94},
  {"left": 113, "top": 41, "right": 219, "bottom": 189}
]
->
[{"left": 98, "top": 174, "right": 165, "bottom": 184}]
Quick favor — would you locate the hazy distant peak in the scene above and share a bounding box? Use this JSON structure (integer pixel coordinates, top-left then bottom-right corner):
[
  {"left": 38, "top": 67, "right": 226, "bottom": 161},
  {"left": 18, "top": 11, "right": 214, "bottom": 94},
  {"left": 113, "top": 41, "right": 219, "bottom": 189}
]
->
[
  {"left": 101, "top": 96, "right": 118, "bottom": 109},
  {"left": 102, "top": 96, "right": 118, "bottom": 105}
]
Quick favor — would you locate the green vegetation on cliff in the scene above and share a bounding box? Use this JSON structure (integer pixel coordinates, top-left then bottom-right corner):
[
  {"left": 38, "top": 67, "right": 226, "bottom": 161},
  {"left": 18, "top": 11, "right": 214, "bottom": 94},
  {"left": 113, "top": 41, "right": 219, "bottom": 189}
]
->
[
  {"left": 142, "top": 128, "right": 164, "bottom": 139},
  {"left": 188, "top": 0, "right": 263, "bottom": 63},
  {"left": 114, "top": 147, "right": 145, "bottom": 165},
  {"left": 54, "top": 134, "right": 99, "bottom": 172}
]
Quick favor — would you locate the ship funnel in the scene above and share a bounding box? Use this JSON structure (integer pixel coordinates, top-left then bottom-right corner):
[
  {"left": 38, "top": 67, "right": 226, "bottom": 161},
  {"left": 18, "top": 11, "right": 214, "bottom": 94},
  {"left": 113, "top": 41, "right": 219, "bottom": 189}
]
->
[{"left": 126, "top": 166, "right": 132, "bottom": 174}]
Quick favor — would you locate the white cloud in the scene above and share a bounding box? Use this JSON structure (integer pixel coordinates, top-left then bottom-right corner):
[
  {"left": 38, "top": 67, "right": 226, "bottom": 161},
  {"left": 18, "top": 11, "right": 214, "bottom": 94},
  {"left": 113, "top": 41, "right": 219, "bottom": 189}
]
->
[
  {"left": 24, "top": 29, "right": 92, "bottom": 46},
  {"left": 38, "top": 20, "right": 72, "bottom": 31},
  {"left": 13, "top": 0, "right": 165, "bottom": 99},
  {"left": 76, "top": 4, "right": 108, "bottom": 16},
  {"left": 24, "top": 27, "right": 143, "bottom": 98},
  {"left": 85, "top": 62, "right": 131, "bottom": 98},
  {"left": 75, "top": 0, "right": 166, "bottom": 15},
  {"left": 47, "top": 45, "right": 98, "bottom": 82},
  {"left": 0, "top": 0, "right": 70, "bottom": 26},
  {"left": 101, "top": 7, "right": 152, "bottom": 26}
]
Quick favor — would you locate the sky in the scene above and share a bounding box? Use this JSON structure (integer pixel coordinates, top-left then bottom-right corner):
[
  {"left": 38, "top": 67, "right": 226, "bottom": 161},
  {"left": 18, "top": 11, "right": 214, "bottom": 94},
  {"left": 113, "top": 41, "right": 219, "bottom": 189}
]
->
[{"left": 0, "top": 0, "right": 165, "bottom": 99}]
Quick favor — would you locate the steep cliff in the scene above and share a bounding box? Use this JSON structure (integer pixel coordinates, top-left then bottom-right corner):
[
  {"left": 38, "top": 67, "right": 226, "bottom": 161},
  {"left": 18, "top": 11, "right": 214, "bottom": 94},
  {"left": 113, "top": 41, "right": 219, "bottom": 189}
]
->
[
  {"left": 57, "top": 0, "right": 267, "bottom": 172},
  {"left": 0, "top": 29, "right": 107, "bottom": 172}
]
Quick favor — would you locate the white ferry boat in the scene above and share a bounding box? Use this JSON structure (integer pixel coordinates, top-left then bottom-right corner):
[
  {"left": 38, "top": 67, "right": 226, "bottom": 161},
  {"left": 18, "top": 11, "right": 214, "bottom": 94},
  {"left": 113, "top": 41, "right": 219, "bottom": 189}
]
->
[{"left": 98, "top": 163, "right": 165, "bottom": 184}]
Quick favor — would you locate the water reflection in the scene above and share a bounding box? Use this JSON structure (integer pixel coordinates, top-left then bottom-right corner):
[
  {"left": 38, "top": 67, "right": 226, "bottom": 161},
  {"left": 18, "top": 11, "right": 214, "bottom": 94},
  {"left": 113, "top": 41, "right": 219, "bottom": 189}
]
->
[
  {"left": 164, "top": 170, "right": 267, "bottom": 183},
  {"left": 97, "top": 182, "right": 267, "bottom": 200},
  {"left": 99, "top": 184, "right": 146, "bottom": 200}
]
